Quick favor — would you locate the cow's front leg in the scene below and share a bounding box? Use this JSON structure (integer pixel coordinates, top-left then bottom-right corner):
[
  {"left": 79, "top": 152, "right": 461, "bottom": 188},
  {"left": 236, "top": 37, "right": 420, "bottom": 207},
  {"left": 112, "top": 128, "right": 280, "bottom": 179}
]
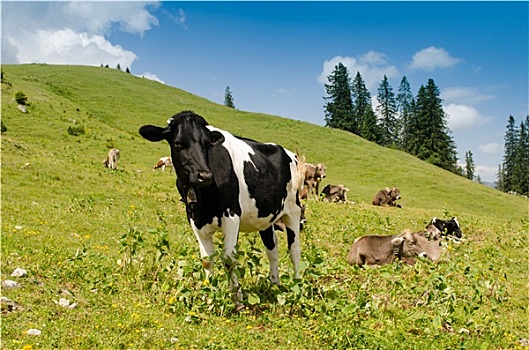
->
[
  {"left": 191, "top": 223, "right": 215, "bottom": 279},
  {"left": 282, "top": 210, "right": 301, "bottom": 279},
  {"left": 259, "top": 226, "right": 279, "bottom": 284},
  {"left": 222, "top": 216, "right": 243, "bottom": 310}
]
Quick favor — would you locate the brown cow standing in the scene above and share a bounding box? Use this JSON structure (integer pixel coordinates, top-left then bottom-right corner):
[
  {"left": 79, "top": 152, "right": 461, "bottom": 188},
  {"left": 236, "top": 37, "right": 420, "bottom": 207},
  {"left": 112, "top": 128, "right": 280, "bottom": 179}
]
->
[
  {"left": 103, "top": 148, "right": 120, "bottom": 170},
  {"left": 346, "top": 229, "right": 442, "bottom": 267},
  {"left": 372, "top": 187, "right": 401, "bottom": 207},
  {"left": 303, "top": 163, "right": 326, "bottom": 199}
]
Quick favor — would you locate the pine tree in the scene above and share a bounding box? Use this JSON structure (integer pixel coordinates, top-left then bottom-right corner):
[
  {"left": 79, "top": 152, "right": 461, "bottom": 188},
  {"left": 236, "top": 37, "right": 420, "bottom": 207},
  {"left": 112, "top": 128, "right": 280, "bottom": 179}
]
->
[
  {"left": 352, "top": 71, "right": 379, "bottom": 142},
  {"left": 396, "top": 76, "right": 415, "bottom": 150},
  {"left": 126, "top": 67, "right": 131, "bottom": 74},
  {"left": 514, "top": 116, "right": 529, "bottom": 195},
  {"left": 495, "top": 164, "right": 504, "bottom": 191},
  {"left": 412, "top": 79, "right": 457, "bottom": 172},
  {"left": 376, "top": 75, "right": 398, "bottom": 146},
  {"left": 224, "top": 86, "right": 235, "bottom": 109},
  {"left": 502, "top": 115, "right": 519, "bottom": 192},
  {"left": 465, "top": 150, "right": 475, "bottom": 180},
  {"left": 324, "top": 63, "right": 355, "bottom": 132}
]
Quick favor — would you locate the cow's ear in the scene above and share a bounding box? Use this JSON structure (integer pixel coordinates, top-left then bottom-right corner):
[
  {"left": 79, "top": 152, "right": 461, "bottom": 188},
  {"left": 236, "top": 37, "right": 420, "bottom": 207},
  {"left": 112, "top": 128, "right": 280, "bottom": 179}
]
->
[
  {"left": 139, "top": 125, "right": 169, "bottom": 142},
  {"left": 391, "top": 237, "right": 404, "bottom": 246},
  {"left": 210, "top": 130, "right": 225, "bottom": 146}
]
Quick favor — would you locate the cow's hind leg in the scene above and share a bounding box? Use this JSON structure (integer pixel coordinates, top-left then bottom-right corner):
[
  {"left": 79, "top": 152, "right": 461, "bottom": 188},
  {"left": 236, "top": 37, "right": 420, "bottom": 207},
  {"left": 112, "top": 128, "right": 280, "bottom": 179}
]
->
[{"left": 259, "top": 226, "right": 279, "bottom": 284}]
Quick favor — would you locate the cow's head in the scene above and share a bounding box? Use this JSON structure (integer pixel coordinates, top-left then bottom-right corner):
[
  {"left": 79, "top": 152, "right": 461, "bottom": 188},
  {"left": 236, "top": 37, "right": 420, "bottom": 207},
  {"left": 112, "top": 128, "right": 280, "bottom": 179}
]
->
[
  {"left": 389, "top": 187, "right": 401, "bottom": 200},
  {"left": 391, "top": 230, "right": 441, "bottom": 262},
  {"left": 139, "top": 111, "right": 225, "bottom": 187},
  {"left": 315, "top": 163, "right": 327, "bottom": 179}
]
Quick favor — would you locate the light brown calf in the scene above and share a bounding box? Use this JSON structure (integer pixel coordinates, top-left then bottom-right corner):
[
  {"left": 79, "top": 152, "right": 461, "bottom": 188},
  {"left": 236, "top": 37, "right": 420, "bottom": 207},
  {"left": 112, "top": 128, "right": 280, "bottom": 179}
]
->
[{"left": 346, "top": 229, "right": 442, "bottom": 268}]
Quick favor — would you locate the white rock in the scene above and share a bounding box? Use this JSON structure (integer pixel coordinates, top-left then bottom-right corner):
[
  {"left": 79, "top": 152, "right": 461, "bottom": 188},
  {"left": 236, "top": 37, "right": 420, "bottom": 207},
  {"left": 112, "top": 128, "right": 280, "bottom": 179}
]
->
[
  {"left": 27, "top": 329, "right": 41, "bottom": 336},
  {"left": 2, "top": 280, "right": 21, "bottom": 289},
  {"left": 57, "top": 298, "right": 71, "bottom": 308},
  {"left": 11, "top": 268, "right": 27, "bottom": 277}
]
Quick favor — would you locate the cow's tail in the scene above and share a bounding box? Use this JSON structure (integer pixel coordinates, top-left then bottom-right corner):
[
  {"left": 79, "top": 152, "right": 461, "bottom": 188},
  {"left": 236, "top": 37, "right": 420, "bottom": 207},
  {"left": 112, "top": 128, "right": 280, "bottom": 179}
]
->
[{"left": 294, "top": 148, "right": 306, "bottom": 192}]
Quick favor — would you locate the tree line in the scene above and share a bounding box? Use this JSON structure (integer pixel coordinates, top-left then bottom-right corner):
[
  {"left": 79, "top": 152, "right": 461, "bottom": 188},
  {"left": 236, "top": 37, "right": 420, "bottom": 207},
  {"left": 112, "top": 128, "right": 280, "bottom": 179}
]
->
[
  {"left": 497, "top": 115, "right": 529, "bottom": 196},
  {"left": 324, "top": 62, "right": 458, "bottom": 173}
]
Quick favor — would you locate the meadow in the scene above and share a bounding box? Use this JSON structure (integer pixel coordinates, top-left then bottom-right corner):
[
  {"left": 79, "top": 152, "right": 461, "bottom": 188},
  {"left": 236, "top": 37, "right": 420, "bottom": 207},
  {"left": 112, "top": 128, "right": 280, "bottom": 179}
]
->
[{"left": 1, "top": 64, "right": 528, "bottom": 349}]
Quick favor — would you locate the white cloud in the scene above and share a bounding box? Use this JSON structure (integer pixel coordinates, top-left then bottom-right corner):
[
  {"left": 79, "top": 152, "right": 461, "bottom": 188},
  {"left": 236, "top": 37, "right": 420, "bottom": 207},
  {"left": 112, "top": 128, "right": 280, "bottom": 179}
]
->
[
  {"left": 409, "top": 46, "right": 462, "bottom": 71},
  {"left": 475, "top": 164, "right": 499, "bottom": 183},
  {"left": 140, "top": 72, "right": 165, "bottom": 84},
  {"left": 442, "top": 87, "right": 495, "bottom": 105},
  {"left": 168, "top": 9, "right": 188, "bottom": 29},
  {"left": 7, "top": 29, "right": 137, "bottom": 68},
  {"left": 479, "top": 143, "right": 502, "bottom": 154},
  {"left": 1, "top": 2, "right": 158, "bottom": 67},
  {"left": 444, "top": 103, "right": 485, "bottom": 131},
  {"left": 317, "top": 52, "right": 400, "bottom": 90}
]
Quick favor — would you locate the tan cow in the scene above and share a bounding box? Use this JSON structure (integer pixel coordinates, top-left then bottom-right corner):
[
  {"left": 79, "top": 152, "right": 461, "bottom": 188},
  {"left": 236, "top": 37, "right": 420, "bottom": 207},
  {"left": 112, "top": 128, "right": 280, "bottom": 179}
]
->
[
  {"left": 346, "top": 229, "right": 442, "bottom": 268},
  {"left": 303, "top": 163, "right": 326, "bottom": 199},
  {"left": 372, "top": 187, "right": 401, "bottom": 207},
  {"left": 103, "top": 148, "right": 120, "bottom": 170}
]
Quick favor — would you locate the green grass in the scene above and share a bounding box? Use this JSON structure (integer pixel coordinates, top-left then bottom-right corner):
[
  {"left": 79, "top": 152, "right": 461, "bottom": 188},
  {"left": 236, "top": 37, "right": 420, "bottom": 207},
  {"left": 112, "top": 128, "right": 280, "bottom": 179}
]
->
[{"left": 1, "top": 64, "right": 528, "bottom": 349}]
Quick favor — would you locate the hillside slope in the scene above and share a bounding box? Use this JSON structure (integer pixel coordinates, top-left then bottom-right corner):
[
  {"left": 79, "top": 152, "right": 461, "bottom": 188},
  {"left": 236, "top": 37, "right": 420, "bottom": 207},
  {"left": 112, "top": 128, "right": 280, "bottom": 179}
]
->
[
  {"left": 2, "top": 64, "right": 526, "bottom": 221},
  {"left": 2, "top": 64, "right": 528, "bottom": 349}
]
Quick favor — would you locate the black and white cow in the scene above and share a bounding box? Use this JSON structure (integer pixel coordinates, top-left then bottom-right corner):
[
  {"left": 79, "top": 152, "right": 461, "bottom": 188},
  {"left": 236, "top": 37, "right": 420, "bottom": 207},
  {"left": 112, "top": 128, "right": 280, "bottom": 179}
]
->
[
  {"left": 139, "top": 111, "right": 304, "bottom": 309},
  {"left": 424, "top": 217, "right": 463, "bottom": 240}
]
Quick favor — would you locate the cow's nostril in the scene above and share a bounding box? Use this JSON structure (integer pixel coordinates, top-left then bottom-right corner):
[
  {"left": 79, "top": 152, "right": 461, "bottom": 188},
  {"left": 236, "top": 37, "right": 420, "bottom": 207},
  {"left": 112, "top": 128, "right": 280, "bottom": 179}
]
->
[{"left": 198, "top": 171, "right": 213, "bottom": 183}]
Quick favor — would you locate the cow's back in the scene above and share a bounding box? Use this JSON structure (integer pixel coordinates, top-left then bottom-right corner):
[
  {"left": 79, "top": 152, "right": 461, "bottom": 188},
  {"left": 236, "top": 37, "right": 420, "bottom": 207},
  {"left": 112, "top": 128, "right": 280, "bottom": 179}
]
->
[
  {"left": 347, "top": 235, "right": 395, "bottom": 266},
  {"left": 200, "top": 127, "right": 299, "bottom": 232}
]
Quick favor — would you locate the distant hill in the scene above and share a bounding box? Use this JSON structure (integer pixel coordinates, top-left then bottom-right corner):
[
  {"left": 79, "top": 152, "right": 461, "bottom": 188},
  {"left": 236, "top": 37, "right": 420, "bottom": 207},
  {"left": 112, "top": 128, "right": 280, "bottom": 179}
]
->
[{"left": 1, "top": 64, "right": 527, "bottom": 222}]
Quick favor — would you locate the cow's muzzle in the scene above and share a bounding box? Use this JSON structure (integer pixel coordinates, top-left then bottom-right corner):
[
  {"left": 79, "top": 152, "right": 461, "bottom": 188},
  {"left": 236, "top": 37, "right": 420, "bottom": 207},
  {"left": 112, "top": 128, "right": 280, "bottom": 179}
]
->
[{"left": 196, "top": 171, "right": 214, "bottom": 186}]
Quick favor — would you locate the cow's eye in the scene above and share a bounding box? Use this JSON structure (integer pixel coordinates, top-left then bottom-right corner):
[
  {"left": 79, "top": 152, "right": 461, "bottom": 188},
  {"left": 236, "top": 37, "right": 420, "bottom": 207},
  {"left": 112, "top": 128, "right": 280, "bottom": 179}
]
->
[{"left": 173, "top": 142, "right": 184, "bottom": 151}]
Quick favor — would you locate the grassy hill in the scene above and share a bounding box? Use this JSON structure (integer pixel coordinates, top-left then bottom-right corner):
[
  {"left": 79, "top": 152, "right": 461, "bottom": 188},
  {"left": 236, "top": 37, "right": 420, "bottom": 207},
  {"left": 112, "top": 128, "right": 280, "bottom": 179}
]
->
[{"left": 1, "top": 64, "right": 528, "bottom": 349}]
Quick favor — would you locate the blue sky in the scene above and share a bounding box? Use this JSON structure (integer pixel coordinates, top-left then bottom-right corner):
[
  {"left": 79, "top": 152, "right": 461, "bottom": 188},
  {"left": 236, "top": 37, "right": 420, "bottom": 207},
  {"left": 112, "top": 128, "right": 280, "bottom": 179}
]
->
[{"left": 2, "top": 1, "right": 528, "bottom": 182}]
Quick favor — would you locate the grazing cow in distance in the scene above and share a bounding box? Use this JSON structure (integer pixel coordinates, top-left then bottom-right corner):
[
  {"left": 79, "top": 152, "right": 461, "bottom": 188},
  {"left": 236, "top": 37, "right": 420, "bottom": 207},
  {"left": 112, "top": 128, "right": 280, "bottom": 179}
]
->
[
  {"left": 320, "top": 184, "right": 351, "bottom": 203},
  {"left": 103, "top": 148, "right": 120, "bottom": 170},
  {"left": 372, "top": 187, "right": 402, "bottom": 208},
  {"left": 153, "top": 156, "right": 173, "bottom": 171},
  {"left": 346, "top": 229, "right": 442, "bottom": 268},
  {"left": 274, "top": 204, "right": 307, "bottom": 232},
  {"left": 139, "top": 110, "right": 305, "bottom": 310},
  {"left": 299, "top": 186, "right": 309, "bottom": 200},
  {"left": 420, "top": 217, "right": 462, "bottom": 241},
  {"left": 304, "top": 163, "right": 326, "bottom": 199}
]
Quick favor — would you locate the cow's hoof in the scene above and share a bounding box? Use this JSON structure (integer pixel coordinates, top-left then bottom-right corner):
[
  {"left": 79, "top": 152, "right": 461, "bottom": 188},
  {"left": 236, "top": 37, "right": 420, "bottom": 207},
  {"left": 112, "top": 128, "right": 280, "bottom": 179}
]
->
[{"left": 235, "top": 302, "right": 245, "bottom": 312}]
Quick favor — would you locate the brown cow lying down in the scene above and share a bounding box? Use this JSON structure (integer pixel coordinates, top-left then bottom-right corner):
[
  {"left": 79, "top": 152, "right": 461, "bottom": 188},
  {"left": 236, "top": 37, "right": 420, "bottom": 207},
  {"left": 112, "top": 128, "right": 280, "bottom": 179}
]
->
[
  {"left": 346, "top": 229, "right": 442, "bottom": 268},
  {"left": 372, "top": 186, "right": 401, "bottom": 208},
  {"left": 320, "top": 184, "right": 351, "bottom": 203}
]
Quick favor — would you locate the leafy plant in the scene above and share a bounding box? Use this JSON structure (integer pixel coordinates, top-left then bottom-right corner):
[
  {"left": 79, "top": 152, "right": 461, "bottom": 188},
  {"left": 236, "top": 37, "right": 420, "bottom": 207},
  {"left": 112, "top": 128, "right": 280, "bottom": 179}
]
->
[
  {"left": 67, "top": 124, "right": 85, "bottom": 136},
  {"left": 14, "top": 90, "right": 28, "bottom": 105}
]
